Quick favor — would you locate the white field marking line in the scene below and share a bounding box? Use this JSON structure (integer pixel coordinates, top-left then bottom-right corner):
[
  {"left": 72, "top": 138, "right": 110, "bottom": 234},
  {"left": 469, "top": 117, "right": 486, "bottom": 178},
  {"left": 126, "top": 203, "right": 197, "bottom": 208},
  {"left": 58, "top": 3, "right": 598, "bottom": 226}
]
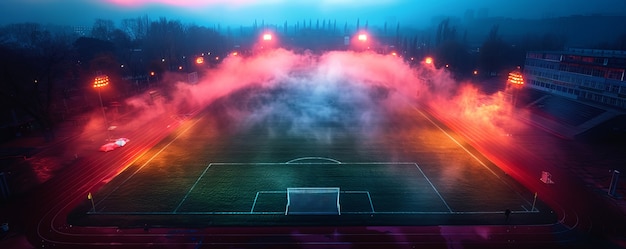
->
[
  {"left": 258, "top": 190, "right": 369, "bottom": 194},
  {"left": 92, "top": 210, "right": 538, "bottom": 215},
  {"left": 188, "top": 162, "right": 433, "bottom": 214},
  {"left": 521, "top": 205, "right": 538, "bottom": 212},
  {"left": 251, "top": 191, "right": 373, "bottom": 214},
  {"left": 365, "top": 191, "right": 376, "bottom": 213},
  {"left": 95, "top": 117, "right": 205, "bottom": 207},
  {"left": 330, "top": 190, "right": 376, "bottom": 213},
  {"left": 208, "top": 162, "right": 419, "bottom": 166},
  {"left": 285, "top": 196, "right": 290, "bottom": 216},
  {"left": 174, "top": 163, "right": 213, "bottom": 213},
  {"left": 175, "top": 162, "right": 528, "bottom": 216},
  {"left": 414, "top": 107, "right": 536, "bottom": 208},
  {"left": 413, "top": 163, "right": 453, "bottom": 213},
  {"left": 250, "top": 192, "right": 261, "bottom": 213},
  {"left": 413, "top": 107, "right": 501, "bottom": 179},
  {"left": 285, "top": 157, "right": 342, "bottom": 164}
]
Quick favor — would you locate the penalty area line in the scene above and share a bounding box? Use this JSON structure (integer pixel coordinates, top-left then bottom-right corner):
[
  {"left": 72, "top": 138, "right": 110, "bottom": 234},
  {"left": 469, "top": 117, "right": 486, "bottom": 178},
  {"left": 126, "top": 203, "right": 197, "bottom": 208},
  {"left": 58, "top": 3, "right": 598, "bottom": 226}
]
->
[
  {"left": 413, "top": 163, "right": 453, "bottom": 213},
  {"left": 173, "top": 163, "right": 213, "bottom": 213},
  {"left": 250, "top": 192, "right": 260, "bottom": 213}
]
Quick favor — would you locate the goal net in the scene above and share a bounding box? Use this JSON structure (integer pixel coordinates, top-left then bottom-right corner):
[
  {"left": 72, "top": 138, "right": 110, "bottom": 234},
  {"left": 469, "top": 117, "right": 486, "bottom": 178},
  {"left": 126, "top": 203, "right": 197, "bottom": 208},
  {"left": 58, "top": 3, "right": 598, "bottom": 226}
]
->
[{"left": 286, "top": 187, "right": 340, "bottom": 215}]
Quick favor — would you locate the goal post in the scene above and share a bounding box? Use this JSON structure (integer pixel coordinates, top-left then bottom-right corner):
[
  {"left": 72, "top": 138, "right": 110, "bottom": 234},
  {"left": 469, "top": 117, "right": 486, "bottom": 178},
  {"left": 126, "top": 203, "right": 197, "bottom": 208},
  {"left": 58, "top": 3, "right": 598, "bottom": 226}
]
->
[{"left": 286, "top": 187, "right": 340, "bottom": 215}]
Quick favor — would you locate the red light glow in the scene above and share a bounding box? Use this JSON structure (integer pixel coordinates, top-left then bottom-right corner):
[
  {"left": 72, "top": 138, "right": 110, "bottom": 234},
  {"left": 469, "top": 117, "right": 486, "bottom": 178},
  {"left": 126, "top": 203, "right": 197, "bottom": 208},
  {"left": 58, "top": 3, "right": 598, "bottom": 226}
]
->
[
  {"left": 424, "top": 57, "right": 433, "bottom": 64},
  {"left": 196, "top": 57, "right": 204, "bottom": 64},
  {"left": 93, "top": 75, "right": 109, "bottom": 88},
  {"left": 508, "top": 70, "right": 524, "bottom": 85}
]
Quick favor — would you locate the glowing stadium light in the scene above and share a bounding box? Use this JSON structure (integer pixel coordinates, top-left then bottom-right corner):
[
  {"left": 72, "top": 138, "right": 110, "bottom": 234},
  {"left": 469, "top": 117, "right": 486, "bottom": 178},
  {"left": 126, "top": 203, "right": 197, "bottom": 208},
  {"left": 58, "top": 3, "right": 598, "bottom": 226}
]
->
[
  {"left": 263, "top": 33, "right": 272, "bottom": 41},
  {"left": 424, "top": 57, "right": 433, "bottom": 65},
  {"left": 357, "top": 34, "right": 367, "bottom": 41},
  {"left": 196, "top": 57, "right": 204, "bottom": 64},
  {"left": 93, "top": 75, "right": 109, "bottom": 88},
  {"left": 507, "top": 67, "right": 524, "bottom": 85}
]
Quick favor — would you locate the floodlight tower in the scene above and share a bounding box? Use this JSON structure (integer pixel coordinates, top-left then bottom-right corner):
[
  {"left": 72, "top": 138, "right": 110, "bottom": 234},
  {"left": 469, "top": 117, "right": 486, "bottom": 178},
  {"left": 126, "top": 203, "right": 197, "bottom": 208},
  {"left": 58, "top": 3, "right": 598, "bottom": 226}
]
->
[
  {"left": 506, "top": 66, "right": 525, "bottom": 108},
  {"left": 255, "top": 31, "right": 277, "bottom": 52},
  {"left": 352, "top": 32, "right": 370, "bottom": 51},
  {"left": 93, "top": 74, "right": 111, "bottom": 139},
  {"left": 263, "top": 33, "right": 272, "bottom": 41},
  {"left": 424, "top": 56, "right": 434, "bottom": 66}
]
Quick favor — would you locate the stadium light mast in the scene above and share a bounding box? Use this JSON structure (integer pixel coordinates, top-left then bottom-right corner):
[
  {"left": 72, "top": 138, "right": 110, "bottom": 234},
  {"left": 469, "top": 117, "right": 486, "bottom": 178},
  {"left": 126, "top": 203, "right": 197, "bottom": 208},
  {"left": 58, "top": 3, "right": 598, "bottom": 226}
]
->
[
  {"left": 351, "top": 32, "right": 370, "bottom": 51},
  {"left": 256, "top": 31, "right": 276, "bottom": 51},
  {"left": 506, "top": 66, "right": 524, "bottom": 108},
  {"left": 93, "top": 74, "right": 110, "bottom": 139}
]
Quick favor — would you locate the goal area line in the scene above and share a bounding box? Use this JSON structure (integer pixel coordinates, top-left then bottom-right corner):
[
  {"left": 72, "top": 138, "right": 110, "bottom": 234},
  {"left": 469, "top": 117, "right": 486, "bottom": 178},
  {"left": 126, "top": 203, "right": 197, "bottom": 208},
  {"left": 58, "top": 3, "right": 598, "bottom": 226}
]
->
[{"left": 286, "top": 187, "right": 341, "bottom": 215}]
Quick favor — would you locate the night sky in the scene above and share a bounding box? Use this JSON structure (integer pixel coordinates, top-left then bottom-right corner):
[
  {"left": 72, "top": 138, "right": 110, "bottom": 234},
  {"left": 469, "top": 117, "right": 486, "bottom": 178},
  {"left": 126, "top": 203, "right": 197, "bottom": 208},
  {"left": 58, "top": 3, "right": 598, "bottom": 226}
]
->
[{"left": 1, "top": 0, "right": 625, "bottom": 28}]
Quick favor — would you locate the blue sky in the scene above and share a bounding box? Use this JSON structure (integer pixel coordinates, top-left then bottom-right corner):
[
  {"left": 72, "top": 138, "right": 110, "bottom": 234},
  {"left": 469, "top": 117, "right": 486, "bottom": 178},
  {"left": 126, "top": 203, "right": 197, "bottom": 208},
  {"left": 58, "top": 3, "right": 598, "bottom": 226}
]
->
[{"left": 1, "top": 0, "right": 625, "bottom": 28}]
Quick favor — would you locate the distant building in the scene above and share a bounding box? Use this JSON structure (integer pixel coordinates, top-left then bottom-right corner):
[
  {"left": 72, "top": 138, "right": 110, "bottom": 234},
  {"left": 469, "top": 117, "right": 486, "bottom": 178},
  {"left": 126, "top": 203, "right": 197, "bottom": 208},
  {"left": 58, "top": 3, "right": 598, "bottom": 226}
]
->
[
  {"left": 523, "top": 48, "right": 626, "bottom": 110},
  {"left": 73, "top": 25, "right": 89, "bottom": 37}
]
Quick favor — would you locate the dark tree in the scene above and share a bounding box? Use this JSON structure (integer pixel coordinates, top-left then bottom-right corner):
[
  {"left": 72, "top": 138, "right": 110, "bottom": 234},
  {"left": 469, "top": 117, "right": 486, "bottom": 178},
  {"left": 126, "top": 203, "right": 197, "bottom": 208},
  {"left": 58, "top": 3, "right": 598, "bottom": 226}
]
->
[
  {"left": 144, "top": 18, "right": 185, "bottom": 71},
  {"left": 73, "top": 37, "right": 116, "bottom": 70},
  {"left": 0, "top": 23, "right": 75, "bottom": 141},
  {"left": 435, "top": 18, "right": 456, "bottom": 46},
  {"left": 479, "top": 25, "right": 511, "bottom": 77},
  {"left": 91, "top": 19, "right": 116, "bottom": 41}
]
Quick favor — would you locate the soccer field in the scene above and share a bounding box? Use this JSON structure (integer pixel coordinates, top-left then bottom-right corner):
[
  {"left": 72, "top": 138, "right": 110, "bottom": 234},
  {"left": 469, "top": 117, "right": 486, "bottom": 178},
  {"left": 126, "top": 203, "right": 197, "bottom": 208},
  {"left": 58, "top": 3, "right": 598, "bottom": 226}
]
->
[
  {"left": 70, "top": 158, "right": 553, "bottom": 227},
  {"left": 99, "top": 161, "right": 458, "bottom": 215},
  {"left": 68, "top": 86, "right": 556, "bottom": 227}
]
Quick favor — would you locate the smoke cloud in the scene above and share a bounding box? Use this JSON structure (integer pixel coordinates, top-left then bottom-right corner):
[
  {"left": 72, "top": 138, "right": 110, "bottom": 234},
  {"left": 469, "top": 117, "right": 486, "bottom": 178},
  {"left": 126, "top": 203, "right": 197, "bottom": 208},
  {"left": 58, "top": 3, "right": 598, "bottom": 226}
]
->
[{"left": 82, "top": 47, "right": 518, "bottom": 157}]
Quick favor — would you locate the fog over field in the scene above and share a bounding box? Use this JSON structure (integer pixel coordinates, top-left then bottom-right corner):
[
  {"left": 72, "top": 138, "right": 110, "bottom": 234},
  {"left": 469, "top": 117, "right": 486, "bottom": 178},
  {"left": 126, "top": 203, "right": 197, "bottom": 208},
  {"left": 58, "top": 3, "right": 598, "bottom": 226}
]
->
[{"left": 102, "top": 49, "right": 515, "bottom": 148}]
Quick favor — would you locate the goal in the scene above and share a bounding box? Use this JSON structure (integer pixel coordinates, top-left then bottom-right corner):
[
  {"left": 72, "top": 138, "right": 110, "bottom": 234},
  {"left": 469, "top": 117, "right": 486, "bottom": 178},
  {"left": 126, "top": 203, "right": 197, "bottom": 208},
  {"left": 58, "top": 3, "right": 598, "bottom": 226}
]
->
[{"left": 286, "top": 187, "right": 340, "bottom": 215}]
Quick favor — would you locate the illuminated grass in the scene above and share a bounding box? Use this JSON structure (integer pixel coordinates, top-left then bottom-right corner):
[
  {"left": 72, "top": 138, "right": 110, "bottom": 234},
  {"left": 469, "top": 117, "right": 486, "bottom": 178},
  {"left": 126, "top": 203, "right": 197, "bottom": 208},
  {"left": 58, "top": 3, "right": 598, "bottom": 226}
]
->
[
  {"left": 69, "top": 161, "right": 555, "bottom": 227},
  {"left": 67, "top": 95, "right": 556, "bottom": 227}
]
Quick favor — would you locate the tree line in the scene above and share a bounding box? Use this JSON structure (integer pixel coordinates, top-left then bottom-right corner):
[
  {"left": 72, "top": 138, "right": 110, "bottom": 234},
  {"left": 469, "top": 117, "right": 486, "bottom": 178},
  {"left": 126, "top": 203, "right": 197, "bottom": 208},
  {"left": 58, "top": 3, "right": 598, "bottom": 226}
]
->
[
  {"left": 1, "top": 15, "right": 625, "bottom": 142},
  {"left": 0, "top": 17, "right": 229, "bottom": 142}
]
